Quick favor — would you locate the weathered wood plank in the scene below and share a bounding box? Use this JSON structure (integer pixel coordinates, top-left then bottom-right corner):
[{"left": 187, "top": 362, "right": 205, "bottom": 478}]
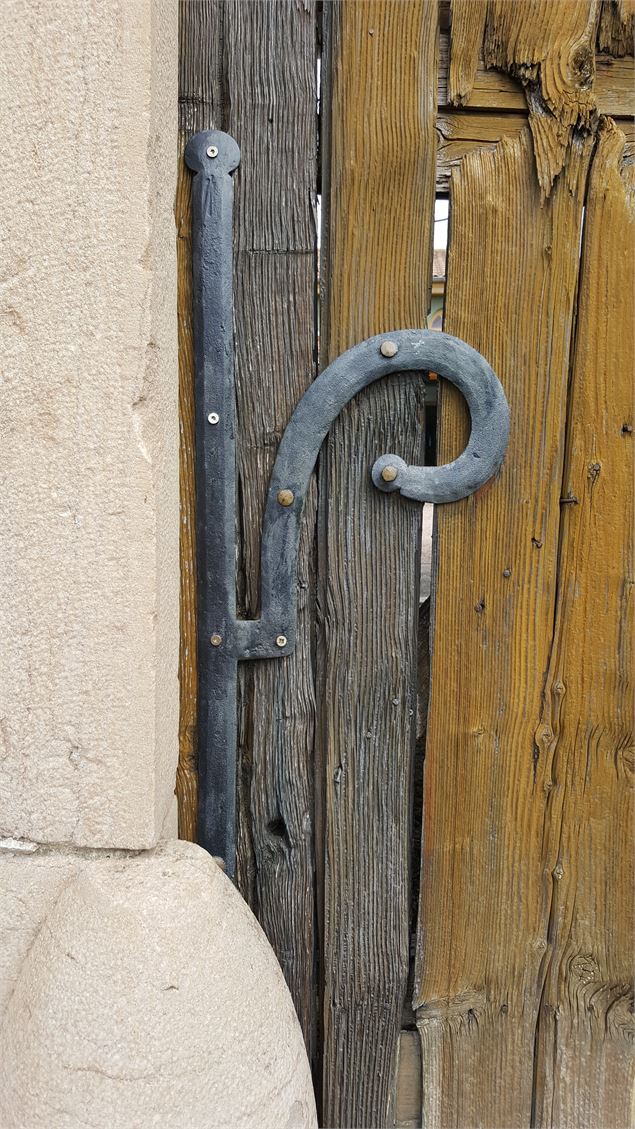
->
[
  {"left": 393, "top": 1030, "right": 422, "bottom": 1128},
  {"left": 437, "top": 111, "right": 634, "bottom": 193},
  {"left": 223, "top": 0, "right": 319, "bottom": 1070},
  {"left": 598, "top": 0, "right": 635, "bottom": 55},
  {"left": 319, "top": 2, "right": 437, "bottom": 1124},
  {"left": 530, "top": 118, "right": 635, "bottom": 1129},
  {"left": 415, "top": 128, "right": 593, "bottom": 1128},
  {"left": 436, "top": 110, "right": 528, "bottom": 193},
  {"left": 177, "top": 0, "right": 319, "bottom": 1064},
  {"left": 449, "top": 1, "right": 600, "bottom": 194},
  {"left": 594, "top": 50, "right": 635, "bottom": 113},
  {"left": 176, "top": 0, "right": 226, "bottom": 841},
  {"left": 439, "top": 27, "right": 635, "bottom": 118},
  {"left": 447, "top": 0, "right": 487, "bottom": 107}
]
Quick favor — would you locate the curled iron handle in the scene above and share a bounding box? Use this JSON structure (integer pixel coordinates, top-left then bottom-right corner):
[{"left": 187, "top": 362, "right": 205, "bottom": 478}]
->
[{"left": 236, "top": 329, "right": 509, "bottom": 659}]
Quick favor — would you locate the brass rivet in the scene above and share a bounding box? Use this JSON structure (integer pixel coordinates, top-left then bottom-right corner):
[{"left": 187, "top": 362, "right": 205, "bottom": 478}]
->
[
  {"left": 210, "top": 633, "right": 222, "bottom": 647},
  {"left": 380, "top": 339, "right": 398, "bottom": 358},
  {"left": 277, "top": 489, "right": 295, "bottom": 507},
  {"left": 207, "top": 412, "right": 219, "bottom": 425},
  {"left": 381, "top": 465, "right": 398, "bottom": 483},
  {"left": 276, "top": 635, "right": 287, "bottom": 648},
  {"left": 206, "top": 145, "right": 218, "bottom": 158}
]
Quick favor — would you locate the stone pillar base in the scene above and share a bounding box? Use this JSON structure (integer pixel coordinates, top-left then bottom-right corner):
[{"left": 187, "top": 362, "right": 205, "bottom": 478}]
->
[{"left": 0, "top": 840, "right": 317, "bottom": 1129}]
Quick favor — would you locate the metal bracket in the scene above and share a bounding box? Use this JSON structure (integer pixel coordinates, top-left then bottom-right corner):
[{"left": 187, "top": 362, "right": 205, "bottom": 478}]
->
[{"left": 185, "top": 129, "right": 510, "bottom": 877}]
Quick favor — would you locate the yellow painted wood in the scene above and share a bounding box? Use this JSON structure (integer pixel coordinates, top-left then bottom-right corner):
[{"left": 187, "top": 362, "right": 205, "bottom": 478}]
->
[
  {"left": 439, "top": 28, "right": 635, "bottom": 118},
  {"left": 175, "top": 137, "right": 198, "bottom": 842},
  {"left": 436, "top": 110, "right": 528, "bottom": 192},
  {"left": 437, "top": 109, "right": 634, "bottom": 193},
  {"left": 530, "top": 117, "right": 635, "bottom": 1129},
  {"left": 449, "top": 1, "right": 605, "bottom": 194},
  {"left": 598, "top": 0, "right": 635, "bottom": 54},
  {"left": 415, "top": 127, "right": 594, "bottom": 1127}
]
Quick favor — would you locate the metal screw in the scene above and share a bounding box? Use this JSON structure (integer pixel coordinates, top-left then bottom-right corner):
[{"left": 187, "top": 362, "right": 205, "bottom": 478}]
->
[
  {"left": 210, "top": 633, "right": 222, "bottom": 647},
  {"left": 207, "top": 412, "right": 219, "bottom": 425},
  {"left": 276, "top": 635, "right": 287, "bottom": 648},
  {"left": 206, "top": 145, "right": 219, "bottom": 159},
  {"left": 381, "top": 465, "right": 398, "bottom": 483},
  {"left": 277, "top": 489, "right": 295, "bottom": 507},
  {"left": 380, "top": 340, "right": 398, "bottom": 358},
  {"left": 502, "top": 568, "right": 511, "bottom": 578}
]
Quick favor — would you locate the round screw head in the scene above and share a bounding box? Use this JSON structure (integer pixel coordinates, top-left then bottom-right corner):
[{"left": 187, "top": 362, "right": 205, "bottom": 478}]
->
[
  {"left": 380, "top": 339, "right": 398, "bottom": 358},
  {"left": 206, "top": 145, "right": 219, "bottom": 158},
  {"left": 276, "top": 635, "right": 288, "bottom": 648},
  {"left": 210, "top": 633, "right": 222, "bottom": 647},
  {"left": 207, "top": 411, "right": 219, "bottom": 425},
  {"left": 277, "top": 489, "right": 295, "bottom": 507},
  {"left": 381, "top": 464, "right": 398, "bottom": 483}
]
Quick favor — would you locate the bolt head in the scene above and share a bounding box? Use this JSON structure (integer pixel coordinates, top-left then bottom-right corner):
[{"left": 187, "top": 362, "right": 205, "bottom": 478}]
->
[
  {"left": 380, "top": 339, "right": 398, "bottom": 358},
  {"left": 381, "top": 465, "right": 398, "bottom": 483},
  {"left": 275, "top": 635, "right": 288, "bottom": 648},
  {"left": 210, "top": 633, "right": 222, "bottom": 647},
  {"left": 207, "top": 411, "right": 220, "bottom": 425},
  {"left": 277, "top": 489, "right": 295, "bottom": 507},
  {"left": 206, "top": 145, "right": 219, "bottom": 159}
]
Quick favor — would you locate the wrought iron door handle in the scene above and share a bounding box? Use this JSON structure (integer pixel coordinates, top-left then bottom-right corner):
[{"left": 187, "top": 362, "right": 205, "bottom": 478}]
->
[{"left": 185, "top": 129, "right": 510, "bottom": 875}]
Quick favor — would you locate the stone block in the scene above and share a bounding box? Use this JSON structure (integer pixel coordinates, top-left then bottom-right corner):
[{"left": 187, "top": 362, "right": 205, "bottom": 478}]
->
[
  {"left": 0, "top": 0, "right": 179, "bottom": 847},
  {"left": 0, "top": 840, "right": 317, "bottom": 1129}
]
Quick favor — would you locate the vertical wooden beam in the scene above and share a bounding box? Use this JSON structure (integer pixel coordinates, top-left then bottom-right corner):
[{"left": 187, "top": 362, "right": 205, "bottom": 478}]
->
[
  {"left": 414, "top": 127, "right": 594, "bottom": 1128},
  {"left": 176, "top": 0, "right": 319, "bottom": 1064},
  {"left": 531, "top": 119, "right": 635, "bottom": 1129},
  {"left": 225, "top": 0, "right": 319, "bottom": 1069},
  {"left": 319, "top": 3, "right": 438, "bottom": 1124}
]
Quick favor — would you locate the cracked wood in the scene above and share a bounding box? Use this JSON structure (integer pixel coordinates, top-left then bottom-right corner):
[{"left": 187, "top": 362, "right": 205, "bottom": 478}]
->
[
  {"left": 415, "top": 127, "right": 594, "bottom": 1128},
  {"left": 319, "top": 2, "right": 437, "bottom": 1125},
  {"left": 530, "top": 118, "right": 635, "bottom": 1129}
]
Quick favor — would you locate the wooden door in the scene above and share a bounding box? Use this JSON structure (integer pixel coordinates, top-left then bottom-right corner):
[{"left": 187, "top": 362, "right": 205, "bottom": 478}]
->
[{"left": 177, "top": 3, "right": 634, "bottom": 1126}]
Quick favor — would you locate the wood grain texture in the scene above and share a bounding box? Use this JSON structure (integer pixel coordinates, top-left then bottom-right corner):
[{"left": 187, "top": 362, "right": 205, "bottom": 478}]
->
[
  {"left": 447, "top": 0, "right": 487, "bottom": 106},
  {"left": 393, "top": 1030, "right": 423, "bottom": 1128},
  {"left": 415, "top": 128, "right": 594, "bottom": 1128},
  {"left": 175, "top": 144, "right": 198, "bottom": 842},
  {"left": 319, "top": 3, "right": 437, "bottom": 1124},
  {"left": 176, "top": 0, "right": 226, "bottom": 841},
  {"left": 436, "top": 110, "right": 528, "bottom": 192},
  {"left": 439, "top": 28, "right": 635, "bottom": 118},
  {"left": 530, "top": 117, "right": 635, "bottom": 1129},
  {"left": 598, "top": 0, "right": 635, "bottom": 54},
  {"left": 177, "top": 0, "right": 318, "bottom": 1060},
  {"left": 224, "top": 0, "right": 319, "bottom": 1069},
  {"left": 449, "top": 1, "right": 601, "bottom": 194},
  {"left": 436, "top": 110, "right": 634, "bottom": 192}
]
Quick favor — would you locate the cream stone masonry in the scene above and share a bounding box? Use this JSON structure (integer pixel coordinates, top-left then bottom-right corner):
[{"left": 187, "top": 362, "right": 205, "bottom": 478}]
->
[
  {"left": 0, "top": 0, "right": 179, "bottom": 847},
  {"left": 0, "top": 841, "right": 318, "bottom": 1129}
]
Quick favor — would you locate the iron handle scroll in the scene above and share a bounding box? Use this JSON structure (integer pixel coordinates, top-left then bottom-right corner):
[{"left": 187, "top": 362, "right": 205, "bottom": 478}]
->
[{"left": 185, "top": 129, "right": 510, "bottom": 874}]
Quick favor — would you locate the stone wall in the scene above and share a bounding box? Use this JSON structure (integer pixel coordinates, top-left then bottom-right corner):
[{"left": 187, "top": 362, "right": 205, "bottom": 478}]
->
[{"left": 0, "top": 3, "right": 316, "bottom": 1125}]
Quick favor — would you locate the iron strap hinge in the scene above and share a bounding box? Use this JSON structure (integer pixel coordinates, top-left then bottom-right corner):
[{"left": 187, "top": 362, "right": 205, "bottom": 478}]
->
[{"left": 185, "top": 129, "right": 510, "bottom": 876}]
